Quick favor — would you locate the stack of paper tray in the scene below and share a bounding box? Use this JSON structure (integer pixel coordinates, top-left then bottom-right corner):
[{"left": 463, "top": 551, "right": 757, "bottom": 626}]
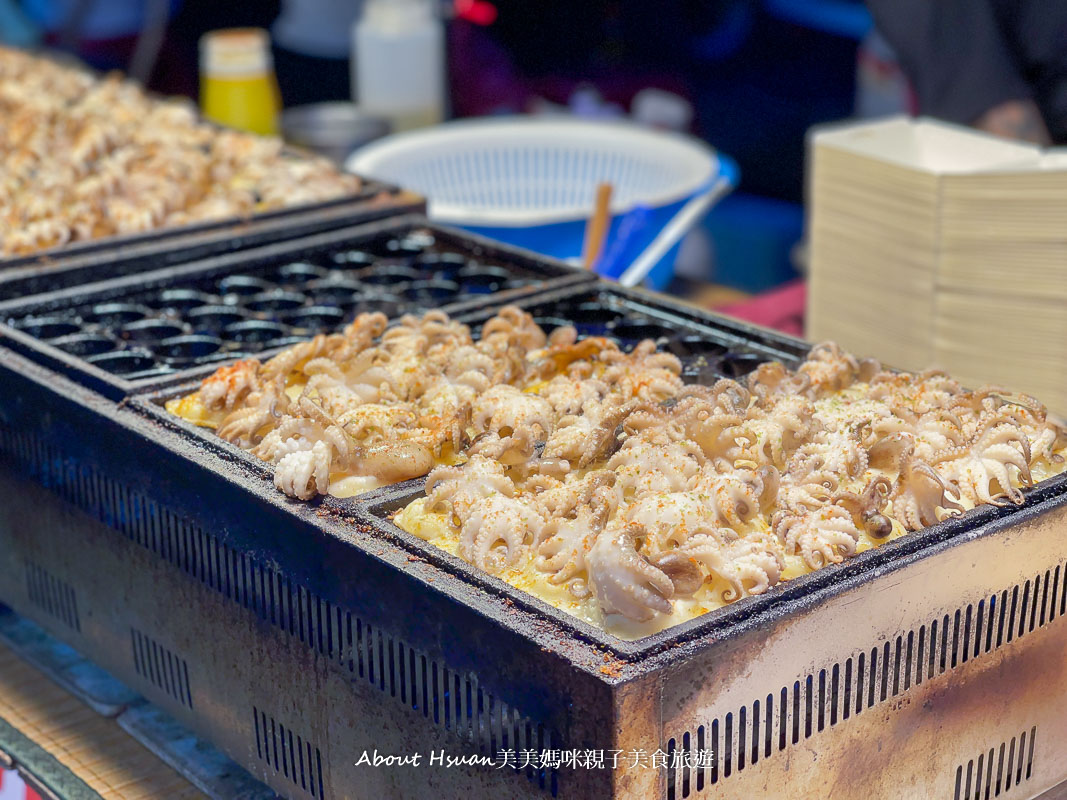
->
[{"left": 807, "top": 116, "right": 1067, "bottom": 411}]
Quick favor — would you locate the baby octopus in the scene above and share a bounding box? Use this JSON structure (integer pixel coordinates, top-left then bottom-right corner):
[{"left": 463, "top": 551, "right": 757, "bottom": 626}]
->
[
  {"left": 934, "top": 419, "right": 1033, "bottom": 506},
  {"left": 535, "top": 484, "right": 616, "bottom": 594},
  {"left": 178, "top": 306, "right": 1067, "bottom": 634},
  {"left": 587, "top": 523, "right": 676, "bottom": 622},
  {"left": 471, "top": 385, "right": 556, "bottom": 443},
  {"left": 199, "top": 358, "right": 261, "bottom": 412},
  {"left": 459, "top": 493, "right": 544, "bottom": 574},
  {"left": 676, "top": 526, "right": 784, "bottom": 601},
  {"left": 885, "top": 438, "right": 964, "bottom": 530},
  {"left": 774, "top": 506, "right": 861, "bottom": 569},
  {"left": 0, "top": 47, "right": 364, "bottom": 257}
]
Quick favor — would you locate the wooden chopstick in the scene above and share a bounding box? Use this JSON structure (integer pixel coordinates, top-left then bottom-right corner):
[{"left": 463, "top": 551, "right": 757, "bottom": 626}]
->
[{"left": 582, "top": 182, "right": 613, "bottom": 270}]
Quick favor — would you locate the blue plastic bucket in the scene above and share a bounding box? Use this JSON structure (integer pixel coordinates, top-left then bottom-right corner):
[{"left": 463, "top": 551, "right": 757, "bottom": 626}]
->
[{"left": 347, "top": 117, "right": 739, "bottom": 288}]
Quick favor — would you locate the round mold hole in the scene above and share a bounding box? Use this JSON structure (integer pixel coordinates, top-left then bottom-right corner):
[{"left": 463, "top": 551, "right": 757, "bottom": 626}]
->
[
  {"left": 456, "top": 265, "right": 510, "bottom": 292},
  {"left": 272, "top": 261, "right": 328, "bottom": 283},
  {"left": 358, "top": 265, "right": 420, "bottom": 286},
  {"left": 533, "top": 316, "right": 573, "bottom": 333},
  {"left": 223, "top": 319, "right": 289, "bottom": 344},
  {"left": 244, "top": 291, "right": 307, "bottom": 313},
  {"left": 154, "top": 289, "right": 216, "bottom": 310},
  {"left": 156, "top": 335, "right": 223, "bottom": 363},
  {"left": 283, "top": 306, "right": 346, "bottom": 331},
  {"left": 198, "top": 349, "right": 245, "bottom": 365},
  {"left": 330, "top": 249, "right": 375, "bottom": 267},
  {"left": 415, "top": 251, "right": 468, "bottom": 276},
  {"left": 50, "top": 333, "right": 116, "bottom": 357},
  {"left": 611, "top": 320, "right": 674, "bottom": 341},
  {"left": 502, "top": 279, "right": 534, "bottom": 292},
  {"left": 668, "top": 336, "right": 729, "bottom": 359},
  {"left": 401, "top": 280, "right": 460, "bottom": 302},
  {"left": 571, "top": 303, "right": 623, "bottom": 325},
  {"left": 682, "top": 360, "right": 721, "bottom": 385},
  {"left": 719, "top": 353, "right": 767, "bottom": 378},
  {"left": 399, "top": 230, "right": 436, "bottom": 249},
  {"left": 306, "top": 279, "right": 364, "bottom": 305},
  {"left": 186, "top": 305, "right": 249, "bottom": 332},
  {"left": 87, "top": 348, "right": 156, "bottom": 375},
  {"left": 264, "top": 336, "right": 312, "bottom": 350},
  {"left": 218, "top": 275, "right": 274, "bottom": 296},
  {"left": 123, "top": 319, "right": 186, "bottom": 342},
  {"left": 85, "top": 303, "right": 150, "bottom": 326},
  {"left": 14, "top": 316, "right": 81, "bottom": 339},
  {"left": 364, "top": 238, "right": 415, "bottom": 258},
  {"left": 384, "top": 234, "right": 432, "bottom": 256},
  {"left": 353, "top": 294, "right": 403, "bottom": 318}
]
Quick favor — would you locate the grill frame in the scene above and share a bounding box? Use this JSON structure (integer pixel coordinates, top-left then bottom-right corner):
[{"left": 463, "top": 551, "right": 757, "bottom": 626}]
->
[
  {"left": 125, "top": 281, "right": 1067, "bottom": 662},
  {"left": 2, "top": 277, "right": 1067, "bottom": 799},
  {"left": 0, "top": 215, "right": 592, "bottom": 400}
]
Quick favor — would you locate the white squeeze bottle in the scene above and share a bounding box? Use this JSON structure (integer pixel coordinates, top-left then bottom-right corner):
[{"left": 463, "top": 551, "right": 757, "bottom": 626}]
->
[{"left": 353, "top": 0, "right": 445, "bottom": 132}]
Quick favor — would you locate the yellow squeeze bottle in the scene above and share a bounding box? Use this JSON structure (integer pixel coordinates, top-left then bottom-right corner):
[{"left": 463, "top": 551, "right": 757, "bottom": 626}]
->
[{"left": 199, "top": 28, "right": 280, "bottom": 136}]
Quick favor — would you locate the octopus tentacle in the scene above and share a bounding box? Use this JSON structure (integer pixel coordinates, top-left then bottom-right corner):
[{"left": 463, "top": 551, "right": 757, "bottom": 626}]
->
[
  {"left": 676, "top": 526, "right": 783, "bottom": 601},
  {"left": 890, "top": 442, "right": 964, "bottom": 528},
  {"left": 774, "top": 506, "right": 861, "bottom": 569},
  {"left": 832, "top": 476, "right": 893, "bottom": 538},
  {"left": 458, "top": 493, "right": 542, "bottom": 574},
  {"left": 933, "top": 417, "right": 1033, "bottom": 506},
  {"left": 535, "top": 485, "right": 615, "bottom": 588},
  {"left": 587, "top": 523, "right": 674, "bottom": 622}
]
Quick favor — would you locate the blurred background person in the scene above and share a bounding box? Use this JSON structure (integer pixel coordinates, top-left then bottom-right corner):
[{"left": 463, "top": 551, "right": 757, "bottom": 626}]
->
[
  {"left": 270, "top": 0, "right": 361, "bottom": 106},
  {"left": 865, "top": 0, "right": 1067, "bottom": 144}
]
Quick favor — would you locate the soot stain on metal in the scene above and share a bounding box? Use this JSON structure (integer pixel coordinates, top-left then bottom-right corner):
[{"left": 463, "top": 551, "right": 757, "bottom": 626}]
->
[{"left": 825, "top": 616, "right": 1067, "bottom": 798}]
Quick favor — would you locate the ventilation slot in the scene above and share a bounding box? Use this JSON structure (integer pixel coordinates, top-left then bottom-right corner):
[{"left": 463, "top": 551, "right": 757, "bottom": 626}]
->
[
  {"left": 253, "top": 707, "right": 326, "bottom": 799},
  {"left": 954, "top": 727, "right": 1036, "bottom": 800},
  {"left": 1, "top": 424, "right": 560, "bottom": 796},
  {"left": 24, "top": 560, "right": 80, "bottom": 632},
  {"left": 351, "top": 618, "right": 559, "bottom": 796},
  {"left": 131, "top": 628, "right": 193, "bottom": 709},
  {"left": 665, "top": 565, "right": 1064, "bottom": 798}
]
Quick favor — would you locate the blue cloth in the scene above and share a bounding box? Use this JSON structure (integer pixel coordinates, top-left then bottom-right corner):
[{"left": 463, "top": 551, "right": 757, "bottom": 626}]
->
[
  {"left": 0, "top": 0, "right": 40, "bottom": 45},
  {"left": 21, "top": 0, "right": 179, "bottom": 39}
]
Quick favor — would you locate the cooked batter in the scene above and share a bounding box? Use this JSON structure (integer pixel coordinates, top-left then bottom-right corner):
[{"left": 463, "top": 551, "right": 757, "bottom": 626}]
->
[{"left": 174, "top": 307, "right": 1067, "bottom": 638}]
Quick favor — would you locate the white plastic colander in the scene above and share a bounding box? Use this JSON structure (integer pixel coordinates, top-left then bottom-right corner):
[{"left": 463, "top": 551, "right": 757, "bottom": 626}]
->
[{"left": 346, "top": 117, "right": 737, "bottom": 286}]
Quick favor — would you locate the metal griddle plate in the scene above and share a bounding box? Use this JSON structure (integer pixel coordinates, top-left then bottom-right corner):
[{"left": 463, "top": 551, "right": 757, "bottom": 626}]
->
[
  {"left": 0, "top": 176, "right": 422, "bottom": 301},
  {"left": 2, "top": 279, "right": 1067, "bottom": 799},
  {"left": 130, "top": 281, "right": 1067, "bottom": 658}
]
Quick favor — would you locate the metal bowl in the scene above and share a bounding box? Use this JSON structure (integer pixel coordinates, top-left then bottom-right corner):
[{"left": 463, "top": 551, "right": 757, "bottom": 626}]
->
[{"left": 281, "top": 103, "right": 390, "bottom": 164}]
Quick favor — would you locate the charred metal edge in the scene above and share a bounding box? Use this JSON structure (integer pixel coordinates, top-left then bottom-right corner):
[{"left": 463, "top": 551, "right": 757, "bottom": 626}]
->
[
  {"left": 0, "top": 191, "right": 423, "bottom": 302},
  {"left": 117, "top": 282, "right": 1067, "bottom": 661},
  {"left": 0, "top": 345, "right": 623, "bottom": 690},
  {"left": 662, "top": 563, "right": 1064, "bottom": 795},
  {"left": 0, "top": 215, "right": 594, "bottom": 401}
]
